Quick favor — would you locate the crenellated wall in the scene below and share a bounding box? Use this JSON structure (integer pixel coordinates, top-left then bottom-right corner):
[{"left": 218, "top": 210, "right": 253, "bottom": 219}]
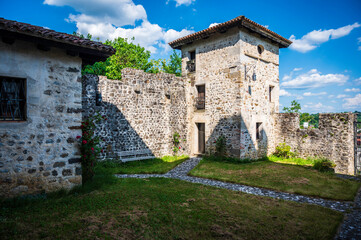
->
[
  {"left": 82, "top": 68, "right": 189, "bottom": 161},
  {"left": 274, "top": 113, "right": 356, "bottom": 175}
]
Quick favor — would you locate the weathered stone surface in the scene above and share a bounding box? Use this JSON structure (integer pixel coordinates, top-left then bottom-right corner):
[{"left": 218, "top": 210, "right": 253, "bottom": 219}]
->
[
  {"left": 68, "top": 158, "right": 80, "bottom": 164},
  {"left": 53, "top": 162, "right": 66, "bottom": 168},
  {"left": 0, "top": 40, "right": 82, "bottom": 197},
  {"left": 274, "top": 113, "right": 356, "bottom": 175},
  {"left": 83, "top": 69, "right": 188, "bottom": 160}
]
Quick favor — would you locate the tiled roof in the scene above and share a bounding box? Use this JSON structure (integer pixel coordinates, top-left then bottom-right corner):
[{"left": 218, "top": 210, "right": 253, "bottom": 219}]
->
[
  {"left": 0, "top": 17, "right": 115, "bottom": 55},
  {"left": 169, "top": 15, "right": 292, "bottom": 49}
]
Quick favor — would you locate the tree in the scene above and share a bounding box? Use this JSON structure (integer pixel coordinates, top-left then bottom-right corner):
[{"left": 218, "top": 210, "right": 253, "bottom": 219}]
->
[
  {"left": 283, "top": 100, "right": 301, "bottom": 113},
  {"left": 83, "top": 37, "right": 152, "bottom": 80},
  {"left": 161, "top": 50, "right": 182, "bottom": 76}
]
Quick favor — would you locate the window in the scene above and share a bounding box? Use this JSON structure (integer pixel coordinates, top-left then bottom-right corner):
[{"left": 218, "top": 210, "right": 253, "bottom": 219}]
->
[
  {"left": 196, "top": 85, "right": 205, "bottom": 110},
  {"left": 248, "top": 86, "right": 252, "bottom": 95},
  {"left": 269, "top": 86, "right": 274, "bottom": 102},
  {"left": 257, "top": 45, "right": 264, "bottom": 55},
  {"left": 0, "top": 76, "right": 26, "bottom": 121},
  {"left": 256, "top": 122, "right": 263, "bottom": 140},
  {"left": 187, "top": 51, "right": 196, "bottom": 72}
]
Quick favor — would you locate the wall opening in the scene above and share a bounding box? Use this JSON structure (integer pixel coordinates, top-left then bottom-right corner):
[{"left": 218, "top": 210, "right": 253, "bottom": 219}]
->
[
  {"left": 197, "top": 123, "right": 205, "bottom": 154},
  {"left": 256, "top": 122, "right": 263, "bottom": 140},
  {"left": 196, "top": 84, "right": 205, "bottom": 109},
  {"left": 269, "top": 85, "right": 274, "bottom": 102}
]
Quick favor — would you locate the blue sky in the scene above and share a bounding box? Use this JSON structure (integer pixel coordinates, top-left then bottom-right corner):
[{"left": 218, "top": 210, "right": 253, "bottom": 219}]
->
[{"left": 1, "top": 0, "right": 361, "bottom": 113}]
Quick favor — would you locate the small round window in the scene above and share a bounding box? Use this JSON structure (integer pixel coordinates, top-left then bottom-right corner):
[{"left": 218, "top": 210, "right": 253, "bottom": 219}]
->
[{"left": 257, "top": 45, "right": 264, "bottom": 55}]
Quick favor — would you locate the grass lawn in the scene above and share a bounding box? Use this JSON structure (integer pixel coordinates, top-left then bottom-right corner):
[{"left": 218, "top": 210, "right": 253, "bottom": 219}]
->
[
  {"left": 0, "top": 165, "right": 343, "bottom": 240},
  {"left": 189, "top": 157, "right": 361, "bottom": 201},
  {"left": 100, "top": 155, "right": 189, "bottom": 174}
]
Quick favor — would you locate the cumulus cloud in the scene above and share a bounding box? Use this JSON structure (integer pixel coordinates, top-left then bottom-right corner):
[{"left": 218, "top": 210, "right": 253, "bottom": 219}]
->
[
  {"left": 355, "top": 77, "right": 361, "bottom": 85},
  {"left": 336, "top": 94, "right": 350, "bottom": 98},
  {"left": 343, "top": 94, "right": 361, "bottom": 108},
  {"left": 167, "top": 0, "right": 195, "bottom": 7},
  {"left": 345, "top": 88, "right": 360, "bottom": 92},
  {"left": 304, "top": 102, "right": 334, "bottom": 113},
  {"left": 358, "top": 37, "right": 361, "bottom": 50},
  {"left": 44, "top": 0, "right": 147, "bottom": 26},
  {"left": 281, "top": 69, "right": 349, "bottom": 89},
  {"left": 44, "top": 0, "right": 193, "bottom": 53},
  {"left": 303, "top": 91, "right": 327, "bottom": 96},
  {"left": 289, "top": 22, "right": 361, "bottom": 53},
  {"left": 209, "top": 23, "right": 220, "bottom": 28},
  {"left": 279, "top": 89, "right": 291, "bottom": 96}
]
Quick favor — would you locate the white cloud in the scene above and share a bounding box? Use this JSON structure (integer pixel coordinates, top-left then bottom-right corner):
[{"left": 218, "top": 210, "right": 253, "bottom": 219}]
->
[
  {"left": 358, "top": 37, "right": 361, "bottom": 43},
  {"left": 336, "top": 94, "right": 350, "bottom": 99},
  {"left": 44, "top": 0, "right": 193, "bottom": 53},
  {"left": 281, "top": 69, "right": 349, "bottom": 89},
  {"left": 355, "top": 77, "right": 361, "bottom": 85},
  {"left": 304, "top": 102, "right": 334, "bottom": 113},
  {"left": 167, "top": 0, "right": 195, "bottom": 7},
  {"left": 303, "top": 91, "right": 327, "bottom": 96},
  {"left": 263, "top": 25, "right": 269, "bottom": 29},
  {"left": 345, "top": 88, "right": 360, "bottom": 92},
  {"left": 343, "top": 94, "right": 361, "bottom": 108},
  {"left": 279, "top": 89, "right": 291, "bottom": 96},
  {"left": 209, "top": 23, "right": 219, "bottom": 28},
  {"left": 44, "top": 0, "right": 147, "bottom": 26},
  {"left": 293, "top": 67, "right": 303, "bottom": 71},
  {"left": 289, "top": 22, "right": 361, "bottom": 53}
]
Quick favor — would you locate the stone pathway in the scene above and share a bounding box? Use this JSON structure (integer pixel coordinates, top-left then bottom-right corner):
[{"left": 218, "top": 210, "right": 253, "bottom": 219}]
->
[{"left": 115, "top": 157, "right": 355, "bottom": 212}]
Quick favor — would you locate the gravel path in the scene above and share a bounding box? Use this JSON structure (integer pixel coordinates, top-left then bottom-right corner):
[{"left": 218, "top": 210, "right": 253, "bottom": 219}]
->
[{"left": 115, "top": 157, "right": 355, "bottom": 212}]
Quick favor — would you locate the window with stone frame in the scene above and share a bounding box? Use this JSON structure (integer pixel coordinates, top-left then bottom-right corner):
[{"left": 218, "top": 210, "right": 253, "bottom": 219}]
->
[
  {"left": 0, "top": 76, "right": 26, "bottom": 121},
  {"left": 269, "top": 85, "right": 274, "bottom": 102},
  {"left": 256, "top": 122, "right": 263, "bottom": 140}
]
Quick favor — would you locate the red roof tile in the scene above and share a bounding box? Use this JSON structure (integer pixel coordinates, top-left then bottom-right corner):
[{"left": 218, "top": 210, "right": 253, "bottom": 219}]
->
[{"left": 169, "top": 15, "right": 292, "bottom": 49}]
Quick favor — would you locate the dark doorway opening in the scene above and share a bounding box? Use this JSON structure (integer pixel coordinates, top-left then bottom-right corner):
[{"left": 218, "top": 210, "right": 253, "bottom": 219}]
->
[{"left": 197, "top": 123, "right": 205, "bottom": 154}]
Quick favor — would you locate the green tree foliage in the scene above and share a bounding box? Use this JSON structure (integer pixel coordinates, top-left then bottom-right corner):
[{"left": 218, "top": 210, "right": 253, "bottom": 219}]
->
[
  {"left": 283, "top": 100, "right": 320, "bottom": 128},
  {"left": 83, "top": 37, "right": 152, "bottom": 79},
  {"left": 82, "top": 37, "right": 182, "bottom": 79},
  {"left": 161, "top": 50, "right": 182, "bottom": 76},
  {"left": 283, "top": 100, "right": 301, "bottom": 113}
]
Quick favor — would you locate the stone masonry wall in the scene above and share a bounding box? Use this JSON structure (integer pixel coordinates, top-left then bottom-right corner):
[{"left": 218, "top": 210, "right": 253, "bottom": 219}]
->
[
  {"left": 181, "top": 27, "right": 280, "bottom": 159},
  {"left": 274, "top": 113, "right": 356, "bottom": 175},
  {"left": 82, "top": 68, "right": 188, "bottom": 160},
  {"left": 0, "top": 40, "right": 82, "bottom": 197}
]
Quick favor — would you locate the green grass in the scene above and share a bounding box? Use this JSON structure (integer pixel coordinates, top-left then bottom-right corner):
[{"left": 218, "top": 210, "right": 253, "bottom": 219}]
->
[
  {"left": 189, "top": 156, "right": 361, "bottom": 201},
  {"left": 0, "top": 164, "right": 343, "bottom": 240},
  {"left": 99, "top": 155, "right": 189, "bottom": 174},
  {"left": 268, "top": 155, "right": 315, "bottom": 166}
]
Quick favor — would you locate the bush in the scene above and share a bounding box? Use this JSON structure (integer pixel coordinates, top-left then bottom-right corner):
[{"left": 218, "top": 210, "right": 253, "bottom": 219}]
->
[
  {"left": 274, "top": 143, "right": 296, "bottom": 158},
  {"left": 313, "top": 158, "right": 336, "bottom": 172},
  {"left": 172, "top": 132, "right": 181, "bottom": 155},
  {"left": 77, "top": 113, "right": 106, "bottom": 184},
  {"left": 204, "top": 155, "right": 268, "bottom": 164}
]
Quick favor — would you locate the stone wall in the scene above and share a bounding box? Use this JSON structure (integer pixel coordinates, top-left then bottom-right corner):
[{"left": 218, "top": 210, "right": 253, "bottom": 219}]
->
[
  {"left": 82, "top": 68, "right": 188, "bottom": 160},
  {"left": 181, "top": 27, "right": 280, "bottom": 159},
  {"left": 274, "top": 113, "right": 356, "bottom": 175},
  {"left": 0, "top": 40, "right": 82, "bottom": 197}
]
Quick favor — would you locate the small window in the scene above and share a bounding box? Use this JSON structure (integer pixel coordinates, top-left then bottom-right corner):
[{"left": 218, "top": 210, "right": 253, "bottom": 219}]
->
[
  {"left": 248, "top": 86, "right": 252, "bottom": 95},
  {"left": 256, "top": 122, "right": 263, "bottom": 140},
  {"left": 196, "top": 85, "right": 205, "bottom": 109},
  {"left": 257, "top": 45, "right": 264, "bottom": 55},
  {"left": 187, "top": 51, "right": 196, "bottom": 72},
  {"left": 190, "top": 51, "right": 196, "bottom": 61},
  {"left": 269, "top": 86, "right": 274, "bottom": 102},
  {"left": 0, "top": 76, "right": 26, "bottom": 121}
]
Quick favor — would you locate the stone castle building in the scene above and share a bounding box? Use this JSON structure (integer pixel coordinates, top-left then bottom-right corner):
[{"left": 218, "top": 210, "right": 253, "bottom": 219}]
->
[
  {"left": 169, "top": 16, "right": 291, "bottom": 159},
  {"left": 1, "top": 16, "right": 358, "bottom": 197}
]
